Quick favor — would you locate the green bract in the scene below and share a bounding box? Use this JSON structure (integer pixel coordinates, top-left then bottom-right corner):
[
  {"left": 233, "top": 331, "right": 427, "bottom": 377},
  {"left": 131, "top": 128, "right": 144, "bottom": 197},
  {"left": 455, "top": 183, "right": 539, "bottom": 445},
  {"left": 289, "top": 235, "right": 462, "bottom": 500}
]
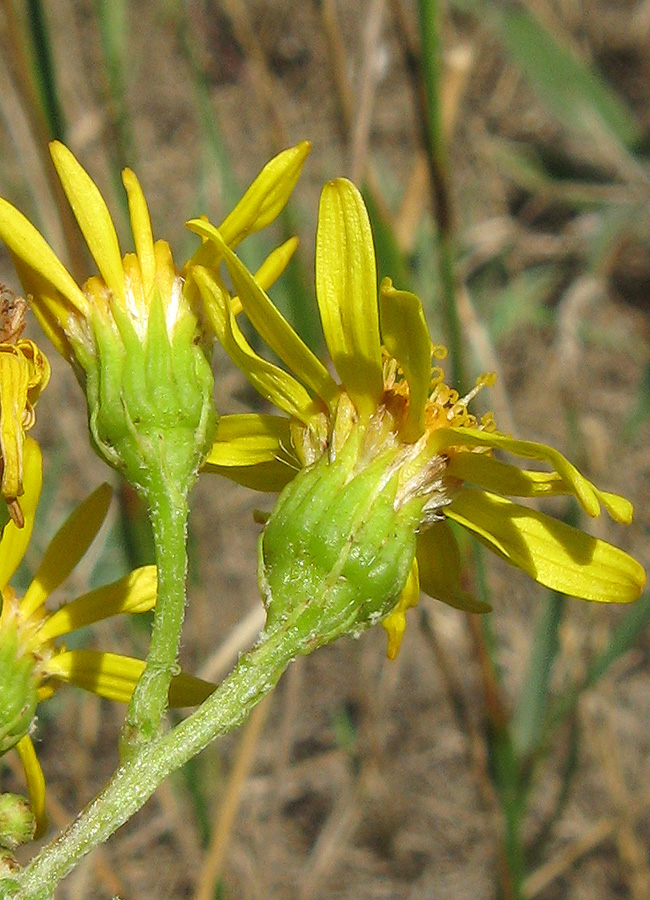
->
[
  {"left": 88, "top": 284, "right": 216, "bottom": 495},
  {"left": 0, "top": 626, "right": 37, "bottom": 756},
  {"left": 259, "top": 434, "right": 426, "bottom": 651},
  {"left": 0, "top": 793, "right": 34, "bottom": 851}
]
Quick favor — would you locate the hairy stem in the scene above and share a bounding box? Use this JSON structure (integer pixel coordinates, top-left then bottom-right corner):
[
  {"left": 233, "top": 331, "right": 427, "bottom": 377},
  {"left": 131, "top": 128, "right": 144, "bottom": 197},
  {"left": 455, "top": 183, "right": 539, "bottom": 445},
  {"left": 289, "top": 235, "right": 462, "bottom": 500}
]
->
[
  {"left": 9, "top": 628, "right": 295, "bottom": 900},
  {"left": 120, "top": 469, "right": 189, "bottom": 756}
]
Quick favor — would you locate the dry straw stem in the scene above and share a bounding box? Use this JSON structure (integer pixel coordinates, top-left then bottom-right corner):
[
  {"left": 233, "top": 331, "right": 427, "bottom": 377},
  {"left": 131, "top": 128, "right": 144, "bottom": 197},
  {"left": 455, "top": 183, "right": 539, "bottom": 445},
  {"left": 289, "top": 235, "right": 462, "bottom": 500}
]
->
[
  {"left": 218, "top": 0, "right": 287, "bottom": 152},
  {"left": 297, "top": 793, "right": 362, "bottom": 900},
  {"left": 393, "top": 40, "right": 475, "bottom": 253},
  {"left": 320, "top": 0, "right": 354, "bottom": 138},
  {"left": 296, "top": 645, "right": 403, "bottom": 900},
  {"left": 0, "top": 51, "right": 65, "bottom": 259},
  {"left": 194, "top": 697, "right": 272, "bottom": 900},
  {"left": 347, "top": 0, "right": 386, "bottom": 184},
  {"left": 319, "top": 0, "right": 389, "bottom": 196},
  {"left": 419, "top": 598, "right": 502, "bottom": 817},
  {"left": 257, "top": 658, "right": 304, "bottom": 898},
  {"left": 587, "top": 694, "right": 650, "bottom": 900},
  {"left": 522, "top": 818, "right": 615, "bottom": 898},
  {"left": 197, "top": 604, "right": 266, "bottom": 683},
  {"left": 456, "top": 284, "right": 516, "bottom": 436}
]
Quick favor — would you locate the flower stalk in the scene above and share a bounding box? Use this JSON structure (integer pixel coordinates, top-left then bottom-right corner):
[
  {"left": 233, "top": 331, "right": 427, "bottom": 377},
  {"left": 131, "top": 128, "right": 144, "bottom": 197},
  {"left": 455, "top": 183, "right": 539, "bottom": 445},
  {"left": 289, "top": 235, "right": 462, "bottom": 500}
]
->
[
  {"left": 119, "top": 473, "right": 190, "bottom": 754},
  {"left": 4, "top": 623, "right": 309, "bottom": 900},
  {"left": 0, "top": 140, "right": 310, "bottom": 757}
]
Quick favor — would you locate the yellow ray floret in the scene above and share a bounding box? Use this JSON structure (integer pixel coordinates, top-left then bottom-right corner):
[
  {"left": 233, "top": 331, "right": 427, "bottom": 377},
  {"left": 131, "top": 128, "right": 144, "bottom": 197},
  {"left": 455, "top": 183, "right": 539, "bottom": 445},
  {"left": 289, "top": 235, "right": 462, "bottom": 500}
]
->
[{"left": 193, "top": 176, "right": 645, "bottom": 658}]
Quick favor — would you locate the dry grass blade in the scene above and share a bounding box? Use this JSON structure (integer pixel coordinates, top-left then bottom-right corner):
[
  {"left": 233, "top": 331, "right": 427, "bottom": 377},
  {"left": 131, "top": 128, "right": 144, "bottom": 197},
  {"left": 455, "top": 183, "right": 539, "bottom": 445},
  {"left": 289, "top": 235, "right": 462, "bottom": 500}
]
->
[
  {"left": 219, "top": 0, "right": 287, "bottom": 151},
  {"left": 194, "top": 696, "right": 272, "bottom": 900},
  {"left": 587, "top": 695, "right": 650, "bottom": 900},
  {"left": 523, "top": 818, "right": 616, "bottom": 898},
  {"left": 197, "top": 605, "right": 266, "bottom": 683},
  {"left": 348, "top": 0, "right": 386, "bottom": 183}
]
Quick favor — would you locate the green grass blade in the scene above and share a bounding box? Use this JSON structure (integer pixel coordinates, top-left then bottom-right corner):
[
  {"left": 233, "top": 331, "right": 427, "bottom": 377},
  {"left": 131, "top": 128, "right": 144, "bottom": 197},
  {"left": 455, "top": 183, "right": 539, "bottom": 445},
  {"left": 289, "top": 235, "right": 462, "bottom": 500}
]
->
[
  {"left": 26, "top": 0, "right": 66, "bottom": 140},
  {"left": 512, "top": 593, "right": 565, "bottom": 762},
  {"left": 97, "top": 0, "right": 135, "bottom": 171},
  {"left": 487, "top": 266, "right": 556, "bottom": 340},
  {"left": 551, "top": 589, "right": 650, "bottom": 728},
  {"left": 527, "top": 714, "right": 580, "bottom": 862},
  {"left": 495, "top": 5, "right": 641, "bottom": 151},
  {"left": 623, "top": 359, "right": 650, "bottom": 440},
  {"left": 416, "top": 0, "right": 465, "bottom": 388},
  {"left": 362, "top": 184, "right": 411, "bottom": 292},
  {"left": 178, "top": 6, "right": 319, "bottom": 351},
  {"left": 450, "top": 1, "right": 641, "bottom": 151}
]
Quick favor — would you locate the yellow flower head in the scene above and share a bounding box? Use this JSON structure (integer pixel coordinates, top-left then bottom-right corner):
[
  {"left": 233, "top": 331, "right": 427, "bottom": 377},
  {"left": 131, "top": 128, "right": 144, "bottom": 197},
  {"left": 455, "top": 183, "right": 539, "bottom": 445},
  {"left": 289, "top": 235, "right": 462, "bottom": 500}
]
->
[
  {"left": 0, "top": 286, "right": 49, "bottom": 527},
  {"left": 191, "top": 178, "right": 645, "bottom": 658},
  {"left": 0, "top": 439, "right": 213, "bottom": 838},
  {"left": 0, "top": 142, "right": 309, "bottom": 493}
]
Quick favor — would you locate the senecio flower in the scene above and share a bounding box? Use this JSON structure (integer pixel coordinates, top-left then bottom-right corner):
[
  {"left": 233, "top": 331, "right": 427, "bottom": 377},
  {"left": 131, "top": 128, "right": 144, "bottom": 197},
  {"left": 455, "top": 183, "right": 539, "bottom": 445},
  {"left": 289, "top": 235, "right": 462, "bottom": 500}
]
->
[
  {"left": 190, "top": 178, "right": 645, "bottom": 658},
  {"left": 0, "top": 286, "right": 49, "bottom": 528},
  {"left": 0, "top": 439, "right": 212, "bottom": 838},
  {"left": 0, "top": 141, "right": 309, "bottom": 493}
]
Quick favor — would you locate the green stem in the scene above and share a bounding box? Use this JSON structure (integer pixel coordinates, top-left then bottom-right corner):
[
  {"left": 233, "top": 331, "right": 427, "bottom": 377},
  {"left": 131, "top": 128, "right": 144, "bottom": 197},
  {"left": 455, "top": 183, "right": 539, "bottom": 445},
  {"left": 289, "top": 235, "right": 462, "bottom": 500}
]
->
[
  {"left": 120, "top": 474, "right": 189, "bottom": 755},
  {"left": 9, "top": 628, "right": 295, "bottom": 900}
]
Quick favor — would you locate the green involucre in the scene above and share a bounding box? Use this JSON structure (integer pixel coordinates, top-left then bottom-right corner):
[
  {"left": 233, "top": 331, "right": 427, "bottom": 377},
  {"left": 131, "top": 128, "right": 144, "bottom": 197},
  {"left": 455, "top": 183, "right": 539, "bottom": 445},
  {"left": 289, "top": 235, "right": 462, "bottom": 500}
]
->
[
  {"left": 258, "top": 437, "right": 425, "bottom": 651},
  {"left": 0, "top": 627, "right": 38, "bottom": 755},
  {"left": 85, "top": 292, "right": 217, "bottom": 497}
]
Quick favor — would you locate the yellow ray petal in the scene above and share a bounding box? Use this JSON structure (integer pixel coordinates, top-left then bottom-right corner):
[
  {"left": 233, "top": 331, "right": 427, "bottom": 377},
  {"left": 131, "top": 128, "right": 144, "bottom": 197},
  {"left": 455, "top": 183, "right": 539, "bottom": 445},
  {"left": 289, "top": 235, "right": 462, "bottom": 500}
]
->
[
  {"left": 431, "top": 426, "right": 633, "bottom": 523},
  {"left": 189, "top": 222, "right": 338, "bottom": 408},
  {"left": 0, "top": 348, "right": 33, "bottom": 501},
  {"left": 0, "top": 343, "right": 49, "bottom": 504},
  {"left": 316, "top": 179, "right": 383, "bottom": 419},
  {"left": 45, "top": 650, "right": 144, "bottom": 702},
  {"left": 254, "top": 237, "right": 299, "bottom": 293},
  {"left": 447, "top": 452, "right": 569, "bottom": 497},
  {"left": 193, "top": 266, "right": 316, "bottom": 424},
  {"left": 445, "top": 488, "right": 646, "bottom": 603},
  {"left": 45, "top": 650, "right": 214, "bottom": 706},
  {"left": 15, "top": 734, "right": 47, "bottom": 838},
  {"left": 205, "top": 413, "right": 297, "bottom": 466},
  {"left": 35, "top": 566, "right": 157, "bottom": 644},
  {"left": 20, "top": 483, "right": 112, "bottom": 619},
  {"left": 0, "top": 438, "right": 42, "bottom": 589},
  {"left": 379, "top": 278, "right": 431, "bottom": 440},
  {"left": 206, "top": 459, "right": 296, "bottom": 491},
  {"left": 19, "top": 339, "right": 50, "bottom": 406},
  {"left": 122, "top": 168, "right": 156, "bottom": 303},
  {"left": 381, "top": 557, "right": 421, "bottom": 659},
  {"left": 217, "top": 141, "right": 311, "bottom": 247},
  {"left": 0, "top": 199, "right": 88, "bottom": 315},
  {"left": 227, "top": 237, "right": 300, "bottom": 319},
  {"left": 416, "top": 520, "right": 492, "bottom": 613},
  {"left": 10, "top": 260, "right": 83, "bottom": 361},
  {"left": 49, "top": 141, "right": 125, "bottom": 304},
  {"left": 204, "top": 414, "right": 298, "bottom": 490}
]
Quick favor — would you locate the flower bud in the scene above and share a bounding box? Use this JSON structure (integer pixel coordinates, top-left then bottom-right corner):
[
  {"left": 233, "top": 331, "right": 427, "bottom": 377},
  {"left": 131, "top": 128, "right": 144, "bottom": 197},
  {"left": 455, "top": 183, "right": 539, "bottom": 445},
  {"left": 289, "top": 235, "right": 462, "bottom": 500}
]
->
[
  {"left": 258, "top": 431, "right": 427, "bottom": 653},
  {"left": 0, "top": 793, "right": 35, "bottom": 850},
  {"left": 84, "top": 263, "right": 217, "bottom": 494}
]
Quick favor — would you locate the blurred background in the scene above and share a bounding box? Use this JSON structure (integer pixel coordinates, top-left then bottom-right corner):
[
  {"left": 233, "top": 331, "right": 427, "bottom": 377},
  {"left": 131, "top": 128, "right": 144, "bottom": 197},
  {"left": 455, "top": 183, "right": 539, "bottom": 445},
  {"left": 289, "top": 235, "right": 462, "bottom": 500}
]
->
[{"left": 1, "top": 1, "right": 650, "bottom": 897}]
